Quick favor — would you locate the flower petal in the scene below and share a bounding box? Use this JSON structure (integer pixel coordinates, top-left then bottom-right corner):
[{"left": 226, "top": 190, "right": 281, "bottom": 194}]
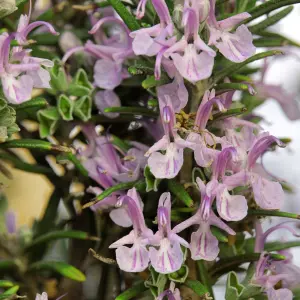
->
[
  {"left": 149, "top": 238, "right": 183, "bottom": 274},
  {"left": 266, "top": 288, "right": 293, "bottom": 300},
  {"left": 148, "top": 143, "right": 183, "bottom": 179},
  {"left": 94, "top": 59, "right": 123, "bottom": 90},
  {"left": 190, "top": 222, "right": 219, "bottom": 261},
  {"left": 216, "top": 185, "right": 248, "bottom": 221},
  {"left": 109, "top": 207, "right": 132, "bottom": 227},
  {"left": 251, "top": 174, "right": 284, "bottom": 210},
  {"left": 95, "top": 90, "right": 121, "bottom": 118},
  {"left": 115, "top": 243, "right": 149, "bottom": 272}
]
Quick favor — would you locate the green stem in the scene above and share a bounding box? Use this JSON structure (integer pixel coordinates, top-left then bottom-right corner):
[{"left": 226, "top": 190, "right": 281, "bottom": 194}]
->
[
  {"left": 248, "top": 209, "right": 300, "bottom": 219},
  {"left": 197, "top": 260, "right": 215, "bottom": 299}
]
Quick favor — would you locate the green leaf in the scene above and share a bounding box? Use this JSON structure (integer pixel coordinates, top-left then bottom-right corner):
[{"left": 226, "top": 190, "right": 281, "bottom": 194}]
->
[
  {"left": 50, "top": 59, "right": 69, "bottom": 92},
  {"left": 36, "top": 7, "right": 54, "bottom": 21},
  {"left": 104, "top": 106, "right": 158, "bottom": 118},
  {"left": 242, "top": 0, "right": 300, "bottom": 25},
  {"left": 197, "top": 260, "right": 214, "bottom": 298},
  {"left": 0, "top": 139, "right": 73, "bottom": 153},
  {"left": 216, "top": 82, "right": 253, "bottom": 93},
  {"left": 110, "top": 135, "right": 131, "bottom": 152},
  {"left": 0, "top": 260, "right": 18, "bottom": 271},
  {"left": 265, "top": 240, "right": 300, "bottom": 252},
  {"left": 248, "top": 209, "right": 300, "bottom": 219},
  {"left": 37, "top": 107, "right": 60, "bottom": 138},
  {"left": 74, "top": 96, "right": 92, "bottom": 122},
  {"left": 13, "top": 97, "right": 48, "bottom": 111},
  {"left": 209, "top": 107, "right": 248, "bottom": 124},
  {"left": 142, "top": 74, "right": 170, "bottom": 89},
  {"left": 0, "top": 1, "right": 17, "bottom": 19},
  {"left": 0, "top": 281, "right": 14, "bottom": 288},
  {"left": 211, "top": 226, "right": 229, "bottom": 243},
  {"left": 212, "top": 50, "right": 283, "bottom": 84},
  {"left": 115, "top": 282, "right": 147, "bottom": 300},
  {"left": 28, "top": 261, "right": 86, "bottom": 282},
  {"left": 25, "top": 230, "right": 98, "bottom": 251},
  {"left": 225, "top": 272, "right": 245, "bottom": 300},
  {"left": 56, "top": 153, "right": 88, "bottom": 176},
  {"left": 107, "top": 0, "right": 140, "bottom": 31},
  {"left": 16, "top": 0, "right": 28, "bottom": 6},
  {"left": 0, "top": 286, "right": 19, "bottom": 300},
  {"left": 0, "top": 152, "right": 53, "bottom": 175},
  {"left": 168, "top": 264, "right": 189, "bottom": 283},
  {"left": 144, "top": 166, "right": 161, "bottom": 192},
  {"left": 68, "top": 69, "right": 93, "bottom": 97},
  {"left": 184, "top": 279, "right": 208, "bottom": 296},
  {"left": 30, "top": 32, "right": 59, "bottom": 45},
  {"left": 168, "top": 180, "right": 194, "bottom": 207},
  {"left": 249, "top": 6, "right": 294, "bottom": 34},
  {"left": 0, "top": 107, "right": 16, "bottom": 127},
  {"left": 58, "top": 94, "right": 74, "bottom": 121},
  {"left": 82, "top": 180, "right": 146, "bottom": 209}
]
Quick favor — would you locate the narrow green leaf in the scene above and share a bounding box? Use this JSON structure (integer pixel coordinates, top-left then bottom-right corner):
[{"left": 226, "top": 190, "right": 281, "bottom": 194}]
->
[
  {"left": 58, "top": 94, "right": 74, "bottom": 121},
  {"left": 249, "top": 6, "right": 293, "bottom": 34},
  {"left": 95, "top": 1, "right": 110, "bottom": 8},
  {"left": 0, "top": 152, "right": 53, "bottom": 175},
  {"left": 144, "top": 166, "right": 155, "bottom": 192},
  {"left": 110, "top": 135, "right": 131, "bottom": 152},
  {"left": 197, "top": 261, "right": 214, "bottom": 298},
  {"left": 265, "top": 240, "right": 300, "bottom": 252},
  {"left": 115, "top": 282, "right": 147, "bottom": 300},
  {"left": 168, "top": 180, "right": 194, "bottom": 208},
  {"left": 242, "top": 0, "right": 300, "bottom": 24},
  {"left": 104, "top": 106, "right": 158, "bottom": 118},
  {"left": 25, "top": 230, "right": 98, "bottom": 251},
  {"left": 0, "top": 281, "right": 14, "bottom": 288},
  {"left": 248, "top": 209, "right": 300, "bottom": 219},
  {"left": 56, "top": 153, "right": 88, "bottom": 176},
  {"left": 259, "top": 31, "right": 300, "bottom": 47},
  {"left": 211, "top": 226, "right": 229, "bottom": 243},
  {"left": 184, "top": 279, "right": 208, "bottom": 296},
  {"left": 0, "top": 260, "right": 18, "bottom": 270},
  {"left": 13, "top": 97, "right": 48, "bottom": 111},
  {"left": 0, "top": 286, "right": 19, "bottom": 300},
  {"left": 209, "top": 107, "right": 248, "bottom": 123},
  {"left": 0, "top": 139, "right": 73, "bottom": 153},
  {"left": 82, "top": 180, "right": 146, "bottom": 209},
  {"left": 29, "top": 261, "right": 86, "bottom": 282},
  {"left": 216, "top": 83, "right": 252, "bottom": 93},
  {"left": 142, "top": 74, "right": 170, "bottom": 89},
  {"left": 212, "top": 50, "right": 283, "bottom": 84},
  {"left": 107, "top": 0, "right": 140, "bottom": 31},
  {"left": 253, "top": 37, "right": 290, "bottom": 47},
  {"left": 36, "top": 7, "right": 54, "bottom": 21}
]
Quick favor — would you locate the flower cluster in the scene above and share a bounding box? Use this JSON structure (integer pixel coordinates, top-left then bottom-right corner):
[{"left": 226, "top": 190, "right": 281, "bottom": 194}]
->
[{"left": 0, "top": 3, "right": 58, "bottom": 104}]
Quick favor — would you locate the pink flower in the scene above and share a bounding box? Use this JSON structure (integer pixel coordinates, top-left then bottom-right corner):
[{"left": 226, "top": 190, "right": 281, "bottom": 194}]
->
[
  {"left": 149, "top": 193, "right": 189, "bottom": 274},
  {"left": 207, "top": 0, "right": 255, "bottom": 62},
  {"left": 109, "top": 193, "right": 154, "bottom": 272},
  {"left": 145, "top": 92, "right": 194, "bottom": 179},
  {"left": 164, "top": 1, "right": 215, "bottom": 83}
]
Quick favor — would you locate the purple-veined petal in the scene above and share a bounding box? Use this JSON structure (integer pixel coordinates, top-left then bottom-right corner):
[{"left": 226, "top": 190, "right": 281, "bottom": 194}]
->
[
  {"left": 250, "top": 173, "right": 284, "bottom": 210},
  {"left": 170, "top": 44, "right": 214, "bottom": 83},
  {"left": 1, "top": 74, "right": 33, "bottom": 104},
  {"left": 109, "top": 231, "right": 135, "bottom": 248},
  {"left": 190, "top": 222, "right": 219, "bottom": 261},
  {"left": 216, "top": 184, "right": 248, "bottom": 221},
  {"left": 95, "top": 90, "right": 121, "bottom": 118},
  {"left": 148, "top": 143, "right": 184, "bottom": 179},
  {"left": 218, "top": 13, "right": 251, "bottom": 30},
  {"left": 145, "top": 135, "right": 169, "bottom": 156},
  {"left": 215, "top": 25, "right": 255, "bottom": 63},
  {"left": 115, "top": 243, "right": 149, "bottom": 272},
  {"left": 149, "top": 238, "right": 183, "bottom": 274}
]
